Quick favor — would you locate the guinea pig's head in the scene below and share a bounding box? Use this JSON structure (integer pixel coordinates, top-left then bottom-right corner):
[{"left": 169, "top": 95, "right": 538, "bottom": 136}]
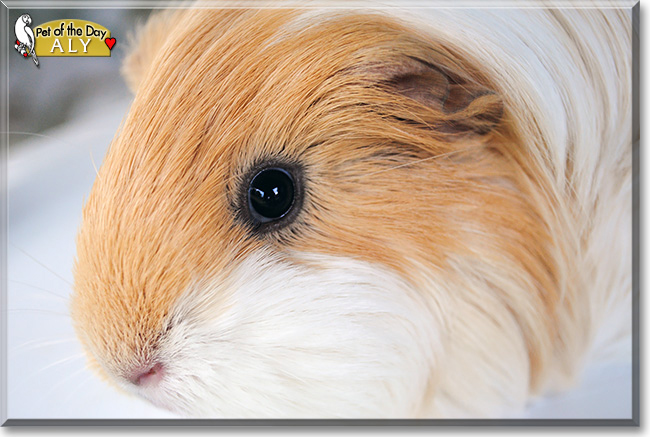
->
[{"left": 71, "top": 8, "right": 561, "bottom": 417}]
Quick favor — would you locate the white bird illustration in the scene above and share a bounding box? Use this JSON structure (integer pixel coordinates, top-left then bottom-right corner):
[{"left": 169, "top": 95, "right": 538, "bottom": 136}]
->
[{"left": 15, "top": 14, "right": 39, "bottom": 67}]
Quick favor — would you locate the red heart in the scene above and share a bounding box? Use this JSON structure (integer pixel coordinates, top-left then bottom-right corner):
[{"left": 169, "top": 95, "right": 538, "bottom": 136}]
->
[{"left": 105, "top": 37, "right": 116, "bottom": 50}]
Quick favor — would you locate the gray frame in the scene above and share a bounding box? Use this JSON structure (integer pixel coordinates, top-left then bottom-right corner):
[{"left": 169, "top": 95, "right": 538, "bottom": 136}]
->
[{"left": 0, "top": 0, "right": 640, "bottom": 426}]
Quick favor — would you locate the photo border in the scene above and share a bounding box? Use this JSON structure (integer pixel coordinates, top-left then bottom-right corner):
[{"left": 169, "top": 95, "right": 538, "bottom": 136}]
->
[{"left": 0, "top": 0, "right": 640, "bottom": 426}]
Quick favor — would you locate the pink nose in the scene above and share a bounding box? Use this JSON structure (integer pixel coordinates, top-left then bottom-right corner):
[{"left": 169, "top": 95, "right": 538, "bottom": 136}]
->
[{"left": 130, "top": 363, "right": 164, "bottom": 387}]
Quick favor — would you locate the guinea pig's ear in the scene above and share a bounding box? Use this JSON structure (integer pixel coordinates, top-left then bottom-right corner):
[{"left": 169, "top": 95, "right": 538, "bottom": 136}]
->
[
  {"left": 121, "top": 10, "right": 184, "bottom": 93},
  {"left": 374, "top": 56, "right": 504, "bottom": 136}
]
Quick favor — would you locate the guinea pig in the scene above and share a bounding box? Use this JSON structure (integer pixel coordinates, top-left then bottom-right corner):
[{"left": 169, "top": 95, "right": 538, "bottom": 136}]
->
[{"left": 70, "top": 4, "right": 633, "bottom": 418}]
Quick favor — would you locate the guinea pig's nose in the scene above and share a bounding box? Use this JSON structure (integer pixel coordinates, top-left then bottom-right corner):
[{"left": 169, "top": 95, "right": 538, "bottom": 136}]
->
[{"left": 130, "top": 362, "right": 164, "bottom": 387}]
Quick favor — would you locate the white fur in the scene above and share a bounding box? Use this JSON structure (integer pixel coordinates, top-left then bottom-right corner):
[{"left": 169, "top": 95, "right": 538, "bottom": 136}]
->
[
  {"left": 132, "top": 251, "right": 444, "bottom": 418},
  {"left": 277, "top": 2, "right": 634, "bottom": 381},
  {"left": 131, "top": 251, "right": 555, "bottom": 418},
  {"left": 113, "top": 4, "right": 633, "bottom": 418},
  {"left": 395, "top": 5, "right": 633, "bottom": 368}
]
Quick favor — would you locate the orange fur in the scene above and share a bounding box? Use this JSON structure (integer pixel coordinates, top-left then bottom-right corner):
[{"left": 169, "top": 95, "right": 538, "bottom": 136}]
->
[{"left": 71, "top": 7, "right": 625, "bottom": 416}]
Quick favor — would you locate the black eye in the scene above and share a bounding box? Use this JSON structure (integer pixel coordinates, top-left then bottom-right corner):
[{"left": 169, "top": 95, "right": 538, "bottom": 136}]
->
[{"left": 247, "top": 167, "right": 296, "bottom": 224}]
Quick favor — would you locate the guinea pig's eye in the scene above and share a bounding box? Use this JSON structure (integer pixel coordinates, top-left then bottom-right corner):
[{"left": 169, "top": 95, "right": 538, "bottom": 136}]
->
[{"left": 247, "top": 167, "right": 296, "bottom": 225}]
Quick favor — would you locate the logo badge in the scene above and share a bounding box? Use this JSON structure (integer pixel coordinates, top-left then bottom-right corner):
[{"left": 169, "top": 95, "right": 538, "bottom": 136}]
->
[{"left": 14, "top": 14, "right": 115, "bottom": 67}]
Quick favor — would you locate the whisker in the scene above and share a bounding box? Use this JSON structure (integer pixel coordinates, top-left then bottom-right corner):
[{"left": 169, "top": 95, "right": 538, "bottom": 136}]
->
[
  {"left": 7, "top": 309, "right": 70, "bottom": 318},
  {"left": 47, "top": 366, "right": 91, "bottom": 400},
  {"left": 219, "top": 144, "right": 482, "bottom": 189},
  {"left": 5, "top": 131, "right": 76, "bottom": 149},
  {"left": 364, "top": 146, "right": 479, "bottom": 177},
  {"left": 89, "top": 147, "right": 100, "bottom": 178},
  {"left": 61, "top": 372, "right": 95, "bottom": 405},
  {"left": 32, "top": 363, "right": 89, "bottom": 411},
  {"left": 9, "top": 242, "right": 73, "bottom": 287},
  {"left": 5, "top": 130, "right": 101, "bottom": 179},
  {"left": 7, "top": 354, "right": 86, "bottom": 403},
  {"left": 11, "top": 338, "right": 78, "bottom": 354},
  {"left": 36, "top": 352, "right": 85, "bottom": 375},
  {"left": 8, "top": 279, "right": 69, "bottom": 301}
]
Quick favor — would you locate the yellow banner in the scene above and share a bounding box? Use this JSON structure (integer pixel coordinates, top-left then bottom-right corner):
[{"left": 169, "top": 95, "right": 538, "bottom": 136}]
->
[{"left": 33, "top": 19, "right": 113, "bottom": 57}]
